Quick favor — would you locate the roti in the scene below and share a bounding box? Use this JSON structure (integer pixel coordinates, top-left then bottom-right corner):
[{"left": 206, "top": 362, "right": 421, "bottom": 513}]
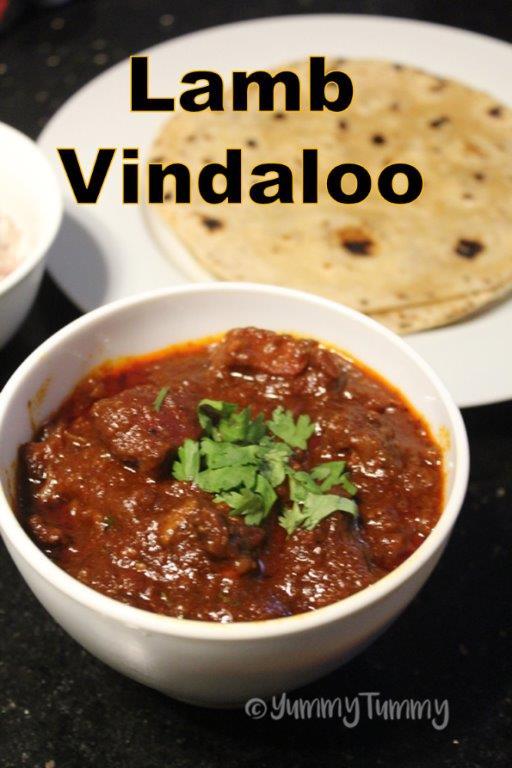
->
[
  {"left": 372, "top": 285, "right": 512, "bottom": 334},
  {"left": 150, "top": 59, "right": 512, "bottom": 332}
]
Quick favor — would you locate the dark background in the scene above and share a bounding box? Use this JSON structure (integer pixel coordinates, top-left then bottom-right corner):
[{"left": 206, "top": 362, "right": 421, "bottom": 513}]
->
[{"left": 0, "top": 2, "right": 511, "bottom": 767}]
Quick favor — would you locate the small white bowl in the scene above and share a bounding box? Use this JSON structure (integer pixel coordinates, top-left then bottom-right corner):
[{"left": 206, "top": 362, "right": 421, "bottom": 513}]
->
[
  {"left": 0, "top": 284, "right": 469, "bottom": 706},
  {"left": 0, "top": 122, "right": 62, "bottom": 347}
]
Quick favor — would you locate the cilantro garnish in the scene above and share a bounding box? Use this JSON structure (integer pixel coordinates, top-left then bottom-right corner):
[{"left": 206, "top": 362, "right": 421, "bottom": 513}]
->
[
  {"left": 257, "top": 437, "right": 292, "bottom": 487},
  {"left": 153, "top": 386, "right": 169, "bottom": 412},
  {"left": 197, "top": 399, "right": 266, "bottom": 443},
  {"left": 171, "top": 400, "right": 358, "bottom": 534},
  {"left": 196, "top": 465, "right": 257, "bottom": 494},
  {"left": 200, "top": 438, "right": 260, "bottom": 469},
  {"left": 280, "top": 493, "right": 358, "bottom": 533},
  {"left": 172, "top": 439, "right": 200, "bottom": 482},
  {"left": 267, "top": 406, "right": 316, "bottom": 449}
]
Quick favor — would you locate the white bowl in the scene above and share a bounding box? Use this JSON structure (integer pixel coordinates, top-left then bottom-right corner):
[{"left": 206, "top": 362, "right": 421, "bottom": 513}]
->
[
  {"left": 0, "top": 284, "right": 469, "bottom": 706},
  {"left": 0, "top": 122, "right": 63, "bottom": 347}
]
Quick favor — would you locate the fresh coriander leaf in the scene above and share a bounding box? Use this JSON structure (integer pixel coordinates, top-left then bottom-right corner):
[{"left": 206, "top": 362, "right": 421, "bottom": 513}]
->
[
  {"left": 301, "top": 493, "right": 358, "bottom": 530},
  {"left": 301, "top": 493, "right": 350, "bottom": 530},
  {"left": 288, "top": 469, "right": 322, "bottom": 502},
  {"left": 258, "top": 436, "right": 293, "bottom": 456},
  {"left": 200, "top": 438, "right": 260, "bottom": 469},
  {"left": 267, "top": 406, "right": 316, "bottom": 450},
  {"left": 295, "top": 414, "right": 317, "bottom": 445},
  {"left": 217, "top": 406, "right": 267, "bottom": 444},
  {"left": 153, "top": 386, "right": 169, "bottom": 412},
  {"left": 254, "top": 474, "right": 277, "bottom": 514},
  {"left": 197, "top": 399, "right": 237, "bottom": 440},
  {"left": 217, "top": 407, "right": 252, "bottom": 443},
  {"left": 310, "top": 461, "right": 357, "bottom": 496},
  {"left": 197, "top": 399, "right": 236, "bottom": 418},
  {"left": 172, "top": 439, "right": 200, "bottom": 482},
  {"left": 279, "top": 502, "right": 307, "bottom": 535},
  {"left": 214, "top": 490, "right": 237, "bottom": 506},
  {"left": 310, "top": 461, "right": 347, "bottom": 491},
  {"left": 340, "top": 474, "right": 357, "bottom": 497},
  {"left": 198, "top": 400, "right": 267, "bottom": 444},
  {"left": 216, "top": 489, "right": 267, "bottom": 526},
  {"left": 195, "top": 465, "right": 257, "bottom": 494},
  {"left": 260, "top": 459, "right": 286, "bottom": 488},
  {"left": 337, "top": 496, "right": 359, "bottom": 516},
  {"left": 257, "top": 437, "right": 292, "bottom": 487},
  {"left": 217, "top": 478, "right": 276, "bottom": 520},
  {"left": 217, "top": 488, "right": 261, "bottom": 512},
  {"left": 245, "top": 411, "right": 267, "bottom": 443},
  {"left": 243, "top": 508, "right": 267, "bottom": 526},
  {"left": 280, "top": 491, "right": 358, "bottom": 535}
]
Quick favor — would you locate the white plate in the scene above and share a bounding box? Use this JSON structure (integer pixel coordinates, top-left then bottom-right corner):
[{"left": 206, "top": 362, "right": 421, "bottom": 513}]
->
[{"left": 38, "top": 14, "right": 512, "bottom": 408}]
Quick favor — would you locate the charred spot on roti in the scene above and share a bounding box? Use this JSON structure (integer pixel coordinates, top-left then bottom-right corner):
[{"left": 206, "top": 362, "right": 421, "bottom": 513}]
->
[
  {"left": 429, "top": 116, "right": 449, "bottom": 129},
  {"left": 393, "top": 63, "right": 404, "bottom": 70},
  {"left": 339, "top": 120, "right": 349, "bottom": 130},
  {"left": 185, "top": 135, "right": 197, "bottom": 142},
  {"left": 474, "top": 171, "right": 486, "bottom": 181},
  {"left": 164, "top": 191, "right": 173, "bottom": 201},
  {"left": 488, "top": 106, "right": 503, "bottom": 118},
  {"left": 273, "top": 112, "right": 285, "bottom": 120},
  {"left": 201, "top": 216, "right": 223, "bottom": 232},
  {"left": 390, "top": 101, "right": 400, "bottom": 111},
  {"left": 337, "top": 227, "right": 375, "bottom": 256},
  {"left": 371, "top": 133, "right": 386, "bottom": 145},
  {"left": 246, "top": 138, "right": 258, "bottom": 148},
  {"left": 455, "top": 238, "right": 484, "bottom": 259},
  {"left": 462, "top": 192, "right": 473, "bottom": 200}
]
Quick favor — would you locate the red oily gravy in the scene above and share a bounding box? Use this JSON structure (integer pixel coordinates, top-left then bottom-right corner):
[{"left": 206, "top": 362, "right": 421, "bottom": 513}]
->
[{"left": 17, "top": 328, "right": 443, "bottom": 622}]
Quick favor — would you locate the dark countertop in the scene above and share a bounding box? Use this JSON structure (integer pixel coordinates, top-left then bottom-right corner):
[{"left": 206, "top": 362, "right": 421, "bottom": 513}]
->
[{"left": 0, "top": 2, "right": 511, "bottom": 766}]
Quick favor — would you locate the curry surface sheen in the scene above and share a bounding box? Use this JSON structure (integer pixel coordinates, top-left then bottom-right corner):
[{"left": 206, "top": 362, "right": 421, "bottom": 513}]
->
[{"left": 18, "top": 328, "right": 442, "bottom": 622}]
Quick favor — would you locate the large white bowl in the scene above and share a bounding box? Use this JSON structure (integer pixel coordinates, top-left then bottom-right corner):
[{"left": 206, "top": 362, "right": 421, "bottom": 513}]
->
[
  {"left": 0, "top": 284, "right": 469, "bottom": 706},
  {"left": 0, "top": 122, "right": 62, "bottom": 347}
]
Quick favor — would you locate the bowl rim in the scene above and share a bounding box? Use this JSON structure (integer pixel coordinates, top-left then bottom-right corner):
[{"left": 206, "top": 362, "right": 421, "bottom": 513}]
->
[
  {"left": 0, "top": 282, "right": 470, "bottom": 640},
  {"left": 0, "top": 121, "right": 63, "bottom": 298}
]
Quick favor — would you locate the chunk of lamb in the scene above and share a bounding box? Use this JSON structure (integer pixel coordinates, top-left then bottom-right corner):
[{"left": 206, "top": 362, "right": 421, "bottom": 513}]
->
[
  {"left": 91, "top": 384, "right": 201, "bottom": 471},
  {"left": 159, "top": 496, "right": 265, "bottom": 575},
  {"left": 211, "top": 328, "right": 313, "bottom": 377},
  {"left": 211, "top": 327, "right": 347, "bottom": 390}
]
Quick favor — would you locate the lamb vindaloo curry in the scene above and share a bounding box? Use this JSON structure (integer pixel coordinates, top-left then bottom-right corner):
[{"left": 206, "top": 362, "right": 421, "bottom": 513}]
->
[{"left": 18, "top": 328, "right": 443, "bottom": 622}]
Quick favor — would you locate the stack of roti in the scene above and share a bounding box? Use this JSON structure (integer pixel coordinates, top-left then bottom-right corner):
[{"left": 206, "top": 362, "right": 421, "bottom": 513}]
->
[{"left": 150, "top": 59, "right": 512, "bottom": 333}]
